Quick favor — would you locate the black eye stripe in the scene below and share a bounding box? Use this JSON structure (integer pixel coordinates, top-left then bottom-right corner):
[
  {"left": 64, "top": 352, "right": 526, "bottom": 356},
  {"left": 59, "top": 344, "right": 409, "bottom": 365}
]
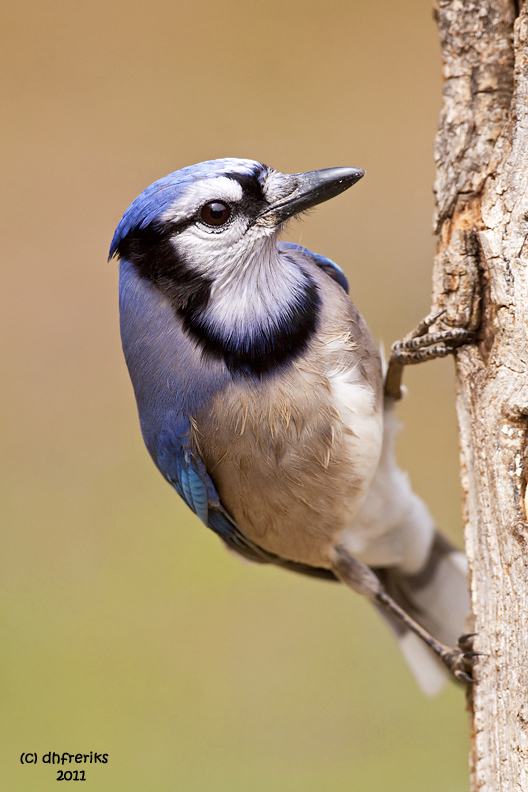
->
[{"left": 200, "top": 201, "right": 231, "bottom": 227}]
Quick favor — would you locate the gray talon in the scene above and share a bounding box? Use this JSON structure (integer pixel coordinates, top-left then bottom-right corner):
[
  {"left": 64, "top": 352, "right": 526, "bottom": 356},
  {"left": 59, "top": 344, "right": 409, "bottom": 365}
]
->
[
  {"left": 385, "top": 311, "right": 477, "bottom": 400},
  {"left": 455, "top": 671, "right": 475, "bottom": 686},
  {"left": 391, "top": 328, "right": 475, "bottom": 354},
  {"left": 435, "top": 632, "right": 482, "bottom": 686},
  {"left": 459, "top": 632, "right": 477, "bottom": 642}
]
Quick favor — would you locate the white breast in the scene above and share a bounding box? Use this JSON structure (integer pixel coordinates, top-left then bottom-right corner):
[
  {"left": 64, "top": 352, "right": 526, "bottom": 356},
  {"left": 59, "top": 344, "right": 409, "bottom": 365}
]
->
[{"left": 326, "top": 363, "right": 384, "bottom": 513}]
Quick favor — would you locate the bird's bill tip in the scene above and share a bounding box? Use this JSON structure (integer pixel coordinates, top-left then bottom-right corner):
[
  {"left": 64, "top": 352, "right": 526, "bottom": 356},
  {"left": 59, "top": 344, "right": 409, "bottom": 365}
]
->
[{"left": 262, "top": 165, "right": 365, "bottom": 222}]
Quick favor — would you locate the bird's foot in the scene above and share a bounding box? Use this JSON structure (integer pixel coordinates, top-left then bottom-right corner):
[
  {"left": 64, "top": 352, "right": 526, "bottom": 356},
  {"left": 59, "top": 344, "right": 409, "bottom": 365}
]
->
[
  {"left": 390, "top": 310, "right": 475, "bottom": 365},
  {"left": 384, "top": 310, "right": 476, "bottom": 399},
  {"left": 439, "top": 632, "right": 483, "bottom": 686}
]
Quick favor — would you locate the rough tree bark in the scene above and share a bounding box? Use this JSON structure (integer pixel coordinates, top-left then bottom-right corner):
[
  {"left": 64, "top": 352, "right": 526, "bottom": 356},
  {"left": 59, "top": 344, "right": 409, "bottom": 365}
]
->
[{"left": 431, "top": 1, "right": 528, "bottom": 789}]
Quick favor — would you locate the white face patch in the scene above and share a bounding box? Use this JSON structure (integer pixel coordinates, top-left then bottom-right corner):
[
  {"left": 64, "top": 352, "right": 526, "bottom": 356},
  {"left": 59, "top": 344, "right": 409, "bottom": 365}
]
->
[
  {"left": 160, "top": 177, "right": 244, "bottom": 225},
  {"left": 159, "top": 168, "right": 311, "bottom": 344},
  {"left": 174, "top": 223, "right": 307, "bottom": 339}
]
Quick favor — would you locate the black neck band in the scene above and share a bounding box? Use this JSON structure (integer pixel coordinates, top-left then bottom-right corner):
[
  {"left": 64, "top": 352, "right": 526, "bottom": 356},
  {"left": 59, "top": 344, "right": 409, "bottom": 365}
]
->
[{"left": 117, "top": 223, "right": 320, "bottom": 377}]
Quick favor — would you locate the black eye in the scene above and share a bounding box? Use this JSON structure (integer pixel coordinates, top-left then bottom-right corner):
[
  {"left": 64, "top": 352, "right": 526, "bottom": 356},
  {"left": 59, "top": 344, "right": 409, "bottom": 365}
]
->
[{"left": 200, "top": 201, "right": 231, "bottom": 227}]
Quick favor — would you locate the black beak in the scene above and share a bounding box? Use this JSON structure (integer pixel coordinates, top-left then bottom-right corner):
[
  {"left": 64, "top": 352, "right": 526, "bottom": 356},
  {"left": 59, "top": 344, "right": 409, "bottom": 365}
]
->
[{"left": 261, "top": 166, "right": 364, "bottom": 222}]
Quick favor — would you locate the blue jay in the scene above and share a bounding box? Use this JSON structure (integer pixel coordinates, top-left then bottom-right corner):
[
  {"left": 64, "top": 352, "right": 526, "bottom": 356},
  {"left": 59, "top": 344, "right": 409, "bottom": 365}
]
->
[{"left": 111, "top": 158, "right": 475, "bottom": 694}]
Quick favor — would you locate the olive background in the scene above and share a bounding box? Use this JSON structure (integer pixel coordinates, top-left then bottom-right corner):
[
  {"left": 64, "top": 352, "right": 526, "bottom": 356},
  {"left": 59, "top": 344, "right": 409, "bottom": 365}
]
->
[{"left": 1, "top": 1, "right": 470, "bottom": 790}]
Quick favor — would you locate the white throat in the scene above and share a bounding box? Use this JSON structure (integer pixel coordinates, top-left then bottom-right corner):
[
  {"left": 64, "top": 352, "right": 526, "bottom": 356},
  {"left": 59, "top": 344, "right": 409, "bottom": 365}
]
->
[
  {"left": 204, "top": 235, "right": 307, "bottom": 340},
  {"left": 172, "top": 226, "right": 309, "bottom": 341}
]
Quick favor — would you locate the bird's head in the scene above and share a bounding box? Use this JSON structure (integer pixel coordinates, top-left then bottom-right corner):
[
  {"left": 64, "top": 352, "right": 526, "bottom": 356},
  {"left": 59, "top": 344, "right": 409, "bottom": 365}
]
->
[
  {"left": 110, "top": 158, "right": 363, "bottom": 271},
  {"left": 111, "top": 158, "right": 364, "bottom": 376}
]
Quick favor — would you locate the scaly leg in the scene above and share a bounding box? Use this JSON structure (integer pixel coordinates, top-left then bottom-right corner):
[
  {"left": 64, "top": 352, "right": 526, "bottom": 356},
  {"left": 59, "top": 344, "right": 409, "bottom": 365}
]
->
[
  {"left": 332, "top": 545, "right": 480, "bottom": 685},
  {"left": 384, "top": 310, "right": 476, "bottom": 400}
]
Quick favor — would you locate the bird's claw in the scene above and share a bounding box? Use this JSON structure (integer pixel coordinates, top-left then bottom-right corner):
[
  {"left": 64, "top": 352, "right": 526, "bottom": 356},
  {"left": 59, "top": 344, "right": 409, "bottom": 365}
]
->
[
  {"left": 458, "top": 632, "right": 477, "bottom": 650},
  {"left": 389, "top": 311, "right": 475, "bottom": 366},
  {"left": 384, "top": 310, "right": 476, "bottom": 399},
  {"left": 454, "top": 670, "right": 475, "bottom": 685},
  {"left": 440, "top": 633, "right": 483, "bottom": 687}
]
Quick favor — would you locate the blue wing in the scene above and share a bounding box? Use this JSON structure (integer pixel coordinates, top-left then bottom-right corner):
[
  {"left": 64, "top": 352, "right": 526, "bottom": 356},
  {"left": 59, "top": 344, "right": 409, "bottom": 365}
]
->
[
  {"left": 278, "top": 242, "right": 349, "bottom": 293},
  {"left": 153, "top": 419, "right": 285, "bottom": 565}
]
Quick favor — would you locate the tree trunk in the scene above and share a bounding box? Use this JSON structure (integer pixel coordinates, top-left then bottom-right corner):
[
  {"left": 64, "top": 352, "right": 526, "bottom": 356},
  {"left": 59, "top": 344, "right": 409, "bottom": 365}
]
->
[{"left": 432, "top": 1, "right": 528, "bottom": 788}]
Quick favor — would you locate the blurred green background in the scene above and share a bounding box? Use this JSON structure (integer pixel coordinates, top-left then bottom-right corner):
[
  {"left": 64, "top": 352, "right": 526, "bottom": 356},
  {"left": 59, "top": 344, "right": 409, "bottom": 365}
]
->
[{"left": 1, "top": 0, "right": 470, "bottom": 790}]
